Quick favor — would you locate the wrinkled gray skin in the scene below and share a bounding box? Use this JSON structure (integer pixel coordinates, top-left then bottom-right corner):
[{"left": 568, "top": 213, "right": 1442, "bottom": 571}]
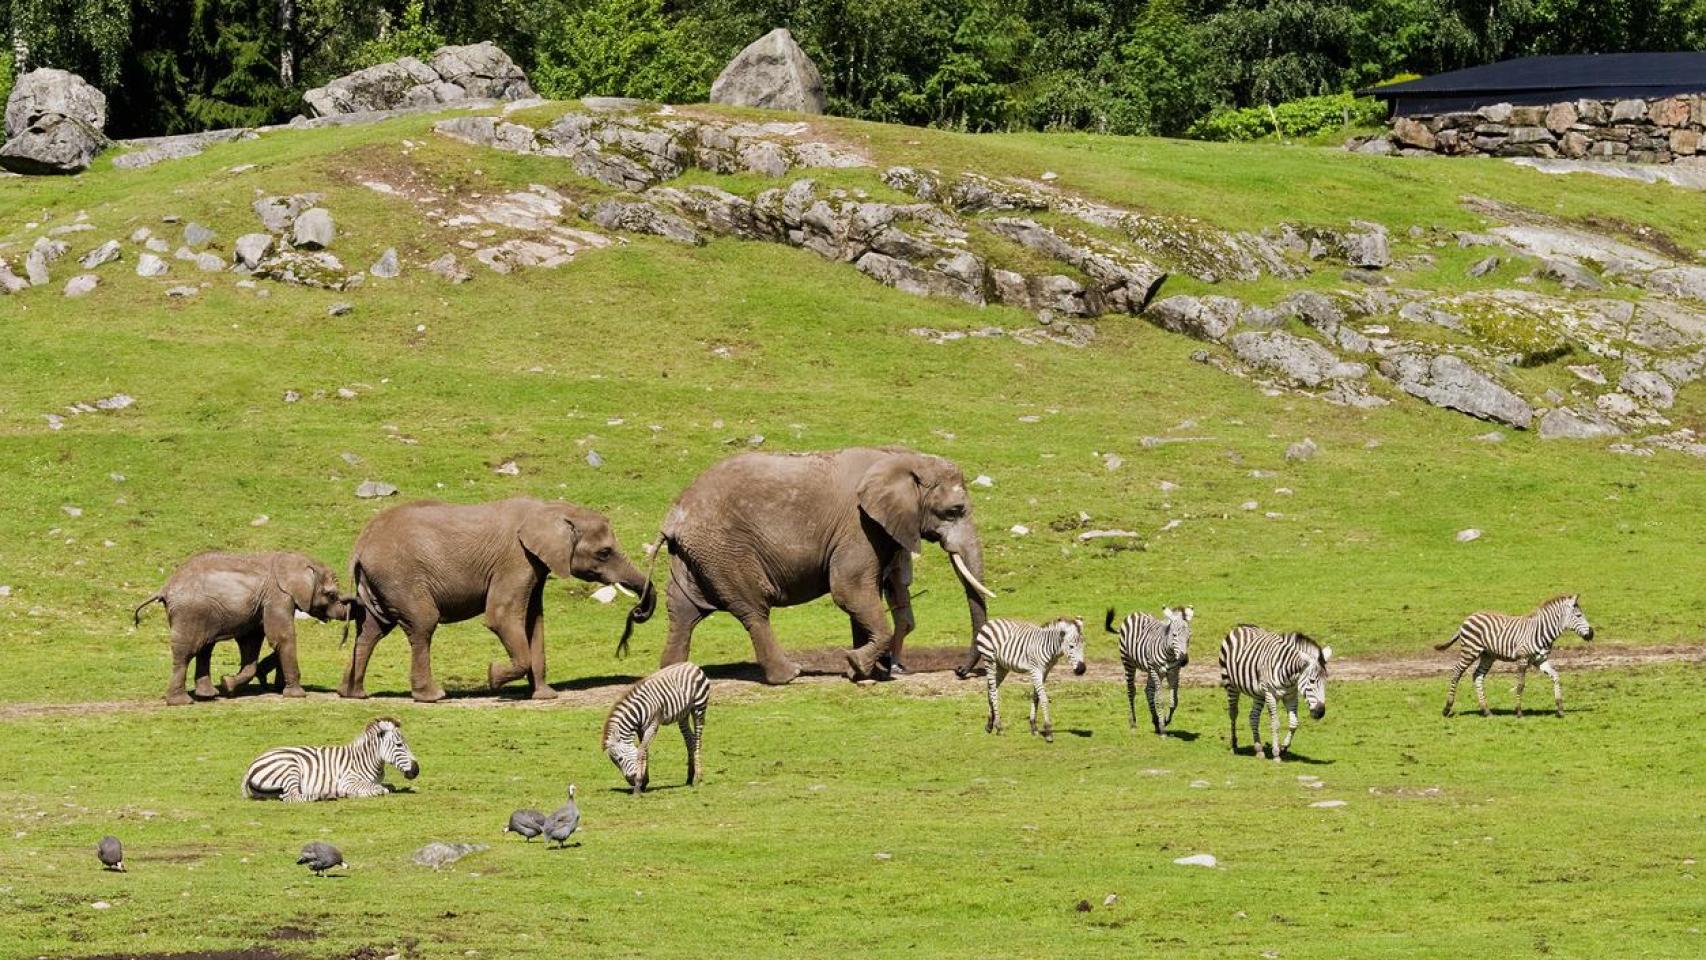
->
[
  {"left": 135, "top": 551, "right": 350, "bottom": 705},
  {"left": 340, "top": 498, "right": 655, "bottom": 702},
  {"left": 659, "top": 447, "right": 990, "bottom": 683}
]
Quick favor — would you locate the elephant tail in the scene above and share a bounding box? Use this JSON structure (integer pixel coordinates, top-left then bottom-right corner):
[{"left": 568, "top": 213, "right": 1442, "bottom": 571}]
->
[
  {"left": 133, "top": 593, "right": 164, "bottom": 626},
  {"left": 1104, "top": 607, "right": 1121, "bottom": 635},
  {"left": 344, "top": 561, "right": 384, "bottom": 648},
  {"left": 615, "top": 534, "right": 667, "bottom": 659}
]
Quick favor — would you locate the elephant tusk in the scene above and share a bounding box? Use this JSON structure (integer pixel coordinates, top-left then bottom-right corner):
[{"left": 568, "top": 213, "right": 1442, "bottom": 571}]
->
[
  {"left": 950, "top": 552, "right": 997, "bottom": 600},
  {"left": 614, "top": 583, "right": 638, "bottom": 598}
]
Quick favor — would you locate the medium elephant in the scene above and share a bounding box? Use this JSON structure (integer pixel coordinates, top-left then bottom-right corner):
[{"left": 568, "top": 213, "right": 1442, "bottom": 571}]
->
[
  {"left": 339, "top": 498, "right": 655, "bottom": 702},
  {"left": 657, "top": 446, "right": 994, "bottom": 684},
  {"left": 134, "top": 551, "right": 351, "bottom": 705}
]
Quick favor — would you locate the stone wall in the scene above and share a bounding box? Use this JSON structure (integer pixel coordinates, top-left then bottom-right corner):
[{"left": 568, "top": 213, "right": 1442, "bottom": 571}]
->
[{"left": 1361, "top": 94, "right": 1706, "bottom": 164}]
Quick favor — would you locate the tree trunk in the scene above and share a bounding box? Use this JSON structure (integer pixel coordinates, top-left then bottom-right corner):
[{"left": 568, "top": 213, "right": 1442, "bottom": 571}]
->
[{"left": 279, "top": 0, "right": 296, "bottom": 86}]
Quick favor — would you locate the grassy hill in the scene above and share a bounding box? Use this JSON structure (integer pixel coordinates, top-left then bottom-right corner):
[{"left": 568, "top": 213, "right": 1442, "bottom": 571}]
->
[{"left": 0, "top": 102, "right": 1702, "bottom": 958}]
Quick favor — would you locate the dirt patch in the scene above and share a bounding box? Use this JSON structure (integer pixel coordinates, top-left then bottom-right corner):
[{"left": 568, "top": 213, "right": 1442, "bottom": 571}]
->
[
  {"left": 75, "top": 951, "right": 290, "bottom": 960},
  {"left": 265, "top": 926, "right": 316, "bottom": 942},
  {"left": 1573, "top": 214, "right": 1697, "bottom": 263}
]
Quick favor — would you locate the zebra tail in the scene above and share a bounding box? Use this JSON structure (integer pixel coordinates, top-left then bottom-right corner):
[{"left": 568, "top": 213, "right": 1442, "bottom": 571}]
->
[
  {"left": 1103, "top": 607, "right": 1120, "bottom": 634},
  {"left": 1433, "top": 634, "right": 1459, "bottom": 651},
  {"left": 132, "top": 593, "right": 164, "bottom": 626}
]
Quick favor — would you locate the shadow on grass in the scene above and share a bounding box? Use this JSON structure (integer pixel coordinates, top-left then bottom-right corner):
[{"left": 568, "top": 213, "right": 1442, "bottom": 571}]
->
[
  {"left": 604, "top": 782, "right": 694, "bottom": 795},
  {"left": 1231, "top": 745, "right": 1336, "bottom": 765},
  {"left": 1163, "top": 729, "right": 1202, "bottom": 742}
]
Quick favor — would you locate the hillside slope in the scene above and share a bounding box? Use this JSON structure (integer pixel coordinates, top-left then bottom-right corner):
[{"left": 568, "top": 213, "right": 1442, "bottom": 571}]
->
[{"left": 1, "top": 100, "right": 1702, "bottom": 706}]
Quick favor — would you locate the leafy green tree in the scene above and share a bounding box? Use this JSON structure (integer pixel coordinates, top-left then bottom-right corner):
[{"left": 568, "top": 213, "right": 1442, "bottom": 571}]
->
[{"left": 534, "top": 0, "right": 717, "bottom": 101}]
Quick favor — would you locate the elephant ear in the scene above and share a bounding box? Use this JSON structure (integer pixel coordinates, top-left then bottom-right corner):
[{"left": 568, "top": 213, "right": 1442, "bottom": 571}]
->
[
  {"left": 273, "top": 555, "right": 321, "bottom": 614},
  {"left": 520, "top": 507, "right": 580, "bottom": 581},
  {"left": 857, "top": 455, "right": 925, "bottom": 554}
]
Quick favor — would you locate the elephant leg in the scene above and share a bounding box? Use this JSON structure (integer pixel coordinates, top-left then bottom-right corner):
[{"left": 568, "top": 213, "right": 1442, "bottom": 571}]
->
[
  {"left": 836, "top": 575, "right": 893, "bottom": 681},
  {"left": 734, "top": 608, "right": 800, "bottom": 685},
  {"left": 524, "top": 583, "right": 553, "bottom": 699},
  {"left": 192, "top": 645, "right": 218, "bottom": 699},
  {"left": 405, "top": 619, "right": 446, "bottom": 702},
  {"left": 659, "top": 576, "right": 708, "bottom": 669},
  {"left": 263, "top": 605, "right": 306, "bottom": 698},
  {"left": 882, "top": 559, "right": 915, "bottom": 672},
  {"left": 221, "top": 630, "right": 266, "bottom": 695},
  {"left": 484, "top": 607, "right": 533, "bottom": 691},
  {"left": 338, "top": 607, "right": 391, "bottom": 699},
  {"left": 165, "top": 628, "right": 199, "bottom": 706}
]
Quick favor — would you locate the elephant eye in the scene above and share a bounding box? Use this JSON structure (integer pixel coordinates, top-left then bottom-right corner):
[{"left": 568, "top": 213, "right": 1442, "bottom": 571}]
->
[
  {"left": 943, "top": 504, "right": 966, "bottom": 520},
  {"left": 596, "top": 547, "right": 613, "bottom": 561}
]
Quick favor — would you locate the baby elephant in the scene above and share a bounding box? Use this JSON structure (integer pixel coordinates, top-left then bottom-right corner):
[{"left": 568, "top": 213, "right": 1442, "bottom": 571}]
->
[{"left": 135, "top": 551, "right": 350, "bottom": 705}]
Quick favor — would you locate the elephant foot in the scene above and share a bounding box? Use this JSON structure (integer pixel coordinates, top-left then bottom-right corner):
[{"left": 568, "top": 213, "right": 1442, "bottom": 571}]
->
[
  {"left": 192, "top": 681, "right": 219, "bottom": 700},
  {"left": 529, "top": 686, "right": 558, "bottom": 701},
  {"left": 488, "top": 662, "right": 528, "bottom": 691},
  {"left": 219, "top": 675, "right": 244, "bottom": 696},
  {"left": 762, "top": 659, "right": 802, "bottom": 685},
  {"left": 281, "top": 685, "right": 307, "bottom": 699},
  {"left": 337, "top": 683, "right": 370, "bottom": 700},
  {"left": 412, "top": 687, "right": 448, "bottom": 703},
  {"left": 165, "top": 691, "right": 193, "bottom": 706}
]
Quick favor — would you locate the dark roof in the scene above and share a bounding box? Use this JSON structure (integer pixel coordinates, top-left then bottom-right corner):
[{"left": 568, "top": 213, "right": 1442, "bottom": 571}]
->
[{"left": 1361, "top": 53, "right": 1706, "bottom": 116}]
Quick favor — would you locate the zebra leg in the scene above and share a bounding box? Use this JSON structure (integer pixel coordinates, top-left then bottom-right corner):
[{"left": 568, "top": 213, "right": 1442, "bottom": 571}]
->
[
  {"left": 1443, "top": 651, "right": 1473, "bottom": 716},
  {"left": 1034, "top": 669, "right": 1054, "bottom": 742},
  {"left": 1267, "top": 693, "right": 1283, "bottom": 762},
  {"left": 1539, "top": 658, "right": 1563, "bottom": 717},
  {"left": 682, "top": 712, "right": 704, "bottom": 786},
  {"left": 1472, "top": 653, "right": 1494, "bottom": 717},
  {"left": 1226, "top": 688, "right": 1240, "bottom": 753},
  {"left": 986, "top": 664, "right": 1005, "bottom": 734},
  {"left": 1145, "top": 670, "right": 1163, "bottom": 735},
  {"left": 1124, "top": 664, "right": 1138, "bottom": 729},
  {"left": 1514, "top": 660, "right": 1528, "bottom": 718},
  {"left": 1165, "top": 667, "right": 1182, "bottom": 729},
  {"left": 1280, "top": 692, "right": 1300, "bottom": 756},
  {"left": 1249, "top": 698, "right": 1266, "bottom": 758}
]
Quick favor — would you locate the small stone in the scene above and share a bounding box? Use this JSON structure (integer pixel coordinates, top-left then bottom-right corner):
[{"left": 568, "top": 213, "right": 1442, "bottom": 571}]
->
[
  {"left": 411, "top": 842, "right": 488, "bottom": 870},
  {"left": 335, "top": 387, "right": 357, "bottom": 400},
  {"left": 494, "top": 460, "right": 520, "bottom": 476},
  {"left": 1173, "top": 854, "right": 1217, "bottom": 868},
  {"left": 62, "top": 504, "right": 83, "bottom": 517},
  {"left": 1240, "top": 501, "right": 1259, "bottom": 511},
  {"left": 145, "top": 237, "right": 169, "bottom": 252},
  {"left": 1473, "top": 431, "right": 1504, "bottom": 443},
  {"left": 1189, "top": 779, "right": 1210, "bottom": 788},
  {"left": 1040, "top": 171, "right": 1058, "bottom": 181},
  {"left": 1455, "top": 528, "right": 1482, "bottom": 543},
  {"left": 250, "top": 515, "right": 269, "bottom": 527},
  {"left": 63, "top": 274, "right": 99, "bottom": 297},
  {"left": 1103, "top": 453, "right": 1123, "bottom": 471},
  {"left": 370, "top": 248, "right": 400, "bottom": 278},
  {"left": 292, "top": 208, "right": 336, "bottom": 249},
  {"left": 972, "top": 475, "right": 994, "bottom": 487},
  {"left": 234, "top": 233, "right": 273, "bottom": 269},
  {"left": 586, "top": 450, "right": 604, "bottom": 468},
  {"left": 183, "top": 223, "right": 216, "bottom": 248},
  {"left": 873, "top": 852, "right": 893, "bottom": 861},
  {"left": 1157, "top": 480, "right": 1178, "bottom": 492},
  {"left": 1009, "top": 524, "right": 1030, "bottom": 536},
  {"left": 327, "top": 302, "right": 353, "bottom": 317},
  {"left": 355, "top": 480, "right": 399, "bottom": 499},
  {"left": 129, "top": 227, "right": 152, "bottom": 244},
  {"left": 80, "top": 240, "right": 122, "bottom": 269},
  {"left": 1103, "top": 894, "right": 1118, "bottom": 907},
  {"left": 135, "top": 254, "right": 168, "bottom": 277},
  {"left": 747, "top": 434, "right": 765, "bottom": 447},
  {"left": 282, "top": 390, "right": 301, "bottom": 403},
  {"left": 0, "top": 585, "right": 10, "bottom": 597},
  {"left": 339, "top": 452, "right": 362, "bottom": 465},
  {"left": 165, "top": 285, "right": 199, "bottom": 298},
  {"left": 91, "top": 901, "right": 111, "bottom": 910},
  {"left": 1285, "top": 438, "right": 1318, "bottom": 462},
  {"left": 1310, "top": 800, "right": 1347, "bottom": 809},
  {"left": 1467, "top": 255, "right": 1500, "bottom": 278}
]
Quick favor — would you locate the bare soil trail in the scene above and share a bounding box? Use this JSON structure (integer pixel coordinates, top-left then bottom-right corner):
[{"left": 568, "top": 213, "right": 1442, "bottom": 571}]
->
[{"left": 0, "top": 642, "right": 1698, "bottom": 722}]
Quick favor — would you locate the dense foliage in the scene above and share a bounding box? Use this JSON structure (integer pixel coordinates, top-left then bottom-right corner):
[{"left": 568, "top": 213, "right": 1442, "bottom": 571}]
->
[{"left": 2, "top": 0, "right": 1703, "bottom": 138}]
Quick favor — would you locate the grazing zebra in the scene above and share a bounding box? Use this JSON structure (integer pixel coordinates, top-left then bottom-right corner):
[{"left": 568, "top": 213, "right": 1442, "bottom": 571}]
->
[
  {"left": 1437, "top": 594, "right": 1593, "bottom": 718},
  {"left": 1219, "top": 625, "right": 1332, "bottom": 762},
  {"left": 603, "top": 662, "right": 709, "bottom": 795},
  {"left": 242, "top": 717, "right": 420, "bottom": 802},
  {"left": 973, "top": 616, "right": 1087, "bottom": 743},
  {"left": 1105, "top": 605, "right": 1194, "bottom": 735}
]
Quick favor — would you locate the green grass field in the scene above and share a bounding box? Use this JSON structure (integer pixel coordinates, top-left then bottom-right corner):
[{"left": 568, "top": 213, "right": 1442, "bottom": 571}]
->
[{"left": 1, "top": 102, "right": 1702, "bottom": 958}]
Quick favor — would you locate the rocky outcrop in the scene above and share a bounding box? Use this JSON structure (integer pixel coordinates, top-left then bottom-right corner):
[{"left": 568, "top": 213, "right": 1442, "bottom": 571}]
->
[
  {"left": 1539, "top": 407, "right": 1622, "bottom": 440},
  {"left": 1145, "top": 295, "right": 1242, "bottom": 341},
  {"left": 1228, "top": 331, "right": 1367, "bottom": 388},
  {"left": 113, "top": 128, "right": 253, "bottom": 170},
  {"left": 1378, "top": 352, "right": 1535, "bottom": 428},
  {"left": 0, "top": 69, "right": 108, "bottom": 174},
  {"left": 709, "top": 29, "right": 827, "bottom": 114},
  {"left": 1359, "top": 94, "right": 1706, "bottom": 164},
  {"left": 304, "top": 43, "right": 532, "bottom": 117}
]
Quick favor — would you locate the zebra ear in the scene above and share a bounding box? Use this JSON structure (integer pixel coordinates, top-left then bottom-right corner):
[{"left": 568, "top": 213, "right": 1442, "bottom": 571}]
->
[
  {"left": 1321, "top": 645, "right": 1334, "bottom": 662},
  {"left": 1182, "top": 606, "right": 1194, "bottom": 622}
]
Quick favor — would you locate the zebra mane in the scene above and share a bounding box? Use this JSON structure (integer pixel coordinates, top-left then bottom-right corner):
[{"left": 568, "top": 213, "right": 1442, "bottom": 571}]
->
[
  {"left": 1290, "top": 633, "right": 1325, "bottom": 661},
  {"left": 1538, "top": 594, "right": 1577, "bottom": 613},
  {"left": 365, "top": 716, "right": 401, "bottom": 734},
  {"left": 602, "top": 681, "right": 646, "bottom": 746}
]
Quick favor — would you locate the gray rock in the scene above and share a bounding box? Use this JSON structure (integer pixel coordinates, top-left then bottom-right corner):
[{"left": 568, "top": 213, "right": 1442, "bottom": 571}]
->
[
  {"left": 1538, "top": 407, "right": 1622, "bottom": 439},
  {"left": 253, "top": 194, "right": 322, "bottom": 232},
  {"left": 583, "top": 199, "right": 702, "bottom": 245},
  {"left": 80, "top": 240, "right": 121, "bottom": 269},
  {"left": 1455, "top": 528, "right": 1482, "bottom": 543},
  {"left": 304, "top": 43, "right": 531, "bottom": 117},
  {"left": 327, "top": 302, "right": 353, "bottom": 317},
  {"left": 1342, "top": 223, "right": 1390, "bottom": 268},
  {"left": 291, "top": 208, "right": 335, "bottom": 249},
  {"left": 427, "top": 253, "right": 471, "bottom": 284},
  {"left": 0, "top": 261, "right": 30, "bottom": 294},
  {"left": 135, "top": 253, "right": 168, "bottom": 277},
  {"left": 1228, "top": 331, "right": 1365, "bottom": 387},
  {"left": 1536, "top": 258, "right": 1601, "bottom": 290},
  {"left": 710, "top": 29, "right": 827, "bottom": 114},
  {"left": 63, "top": 273, "right": 98, "bottom": 297},
  {"left": 194, "top": 252, "right": 225, "bottom": 272},
  {"left": 0, "top": 68, "right": 108, "bottom": 174},
  {"left": 1380, "top": 352, "right": 1534, "bottom": 428},
  {"left": 411, "top": 841, "right": 488, "bottom": 870},
  {"left": 1468, "top": 255, "right": 1500, "bottom": 278},
  {"left": 1285, "top": 438, "right": 1319, "bottom": 462},
  {"left": 1596, "top": 392, "right": 1638, "bottom": 418},
  {"left": 426, "top": 42, "right": 534, "bottom": 100},
  {"left": 355, "top": 480, "right": 398, "bottom": 499},
  {"left": 369, "top": 248, "right": 400, "bottom": 278},
  {"left": 1618, "top": 369, "right": 1675, "bottom": 409},
  {"left": 1145, "top": 295, "right": 1242, "bottom": 342},
  {"left": 234, "top": 233, "right": 274, "bottom": 270},
  {"left": 164, "top": 285, "right": 199, "bottom": 298},
  {"left": 182, "top": 222, "right": 216, "bottom": 248}
]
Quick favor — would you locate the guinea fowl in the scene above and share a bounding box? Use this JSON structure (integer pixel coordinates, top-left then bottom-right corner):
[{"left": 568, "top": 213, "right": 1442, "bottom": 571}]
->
[
  {"left": 543, "top": 785, "right": 580, "bottom": 848},
  {"left": 504, "top": 809, "right": 546, "bottom": 841},
  {"left": 297, "top": 841, "right": 347, "bottom": 876},
  {"left": 97, "top": 835, "right": 124, "bottom": 872}
]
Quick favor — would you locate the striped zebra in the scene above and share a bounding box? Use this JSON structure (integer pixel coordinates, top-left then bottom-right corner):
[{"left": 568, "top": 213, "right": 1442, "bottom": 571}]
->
[
  {"left": 1105, "top": 605, "right": 1194, "bottom": 735},
  {"left": 242, "top": 717, "right": 420, "bottom": 802},
  {"left": 1219, "top": 625, "right": 1333, "bottom": 762},
  {"left": 973, "top": 616, "right": 1087, "bottom": 743},
  {"left": 603, "top": 661, "right": 709, "bottom": 795},
  {"left": 1437, "top": 594, "right": 1593, "bottom": 718}
]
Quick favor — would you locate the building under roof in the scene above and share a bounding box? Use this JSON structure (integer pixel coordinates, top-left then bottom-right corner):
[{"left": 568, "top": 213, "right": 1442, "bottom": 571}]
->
[{"left": 1364, "top": 52, "right": 1706, "bottom": 116}]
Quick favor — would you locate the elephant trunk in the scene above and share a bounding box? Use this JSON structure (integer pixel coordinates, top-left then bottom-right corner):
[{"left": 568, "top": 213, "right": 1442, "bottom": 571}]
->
[
  {"left": 614, "top": 572, "right": 656, "bottom": 659},
  {"left": 951, "top": 537, "right": 990, "bottom": 679}
]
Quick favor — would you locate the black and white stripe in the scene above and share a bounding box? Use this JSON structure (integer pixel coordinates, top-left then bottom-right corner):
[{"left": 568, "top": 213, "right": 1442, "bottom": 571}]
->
[
  {"left": 1219, "top": 625, "right": 1332, "bottom": 762},
  {"left": 972, "top": 616, "right": 1087, "bottom": 743},
  {"left": 1106, "top": 605, "right": 1194, "bottom": 735},
  {"left": 1437, "top": 594, "right": 1593, "bottom": 718},
  {"left": 242, "top": 717, "right": 420, "bottom": 802},
  {"left": 603, "top": 662, "right": 709, "bottom": 794}
]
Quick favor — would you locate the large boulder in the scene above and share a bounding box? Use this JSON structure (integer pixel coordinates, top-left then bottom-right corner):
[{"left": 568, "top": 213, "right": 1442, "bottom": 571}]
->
[
  {"left": 303, "top": 43, "right": 532, "bottom": 117},
  {"left": 1228, "top": 331, "right": 1366, "bottom": 387},
  {"left": 1379, "top": 351, "right": 1534, "bottom": 428},
  {"left": 709, "top": 29, "right": 827, "bottom": 114},
  {"left": 0, "top": 68, "right": 108, "bottom": 174}
]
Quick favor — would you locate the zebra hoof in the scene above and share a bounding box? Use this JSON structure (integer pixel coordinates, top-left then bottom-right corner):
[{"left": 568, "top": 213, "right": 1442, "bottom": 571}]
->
[
  {"left": 1441, "top": 706, "right": 1453, "bottom": 717},
  {"left": 1555, "top": 709, "right": 1564, "bottom": 718}
]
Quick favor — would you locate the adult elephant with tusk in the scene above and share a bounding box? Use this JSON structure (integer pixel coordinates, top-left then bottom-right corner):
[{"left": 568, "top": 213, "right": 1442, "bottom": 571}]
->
[
  {"left": 338, "top": 498, "right": 656, "bottom": 702},
  {"left": 656, "top": 447, "right": 994, "bottom": 684}
]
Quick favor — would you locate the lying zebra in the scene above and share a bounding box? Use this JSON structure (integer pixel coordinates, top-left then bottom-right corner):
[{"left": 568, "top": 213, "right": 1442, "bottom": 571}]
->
[
  {"left": 1220, "top": 625, "right": 1332, "bottom": 761},
  {"left": 973, "top": 616, "right": 1087, "bottom": 743},
  {"left": 242, "top": 717, "right": 420, "bottom": 801},
  {"left": 604, "top": 661, "right": 710, "bottom": 795},
  {"left": 1105, "top": 605, "right": 1193, "bottom": 735},
  {"left": 1437, "top": 594, "right": 1594, "bottom": 718}
]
